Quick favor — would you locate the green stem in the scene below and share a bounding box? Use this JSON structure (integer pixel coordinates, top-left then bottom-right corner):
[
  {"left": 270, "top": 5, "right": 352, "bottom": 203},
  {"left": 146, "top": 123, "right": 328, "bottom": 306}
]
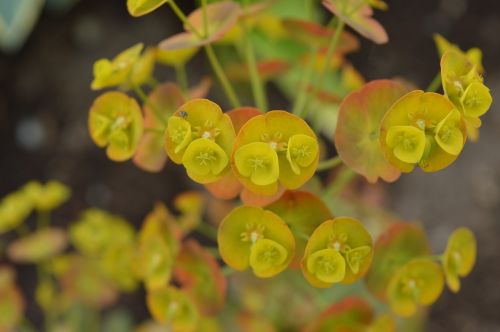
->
[
  {"left": 175, "top": 64, "right": 189, "bottom": 95},
  {"left": 291, "top": 46, "right": 318, "bottom": 115},
  {"left": 132, "top": 85, "right": 167, "bottom": 127},
  {"left": 144, "top": 128, "right": 165, "bottom": 134},
  {"left": 242, "top": 22, "right": 268, "bottom": 111},
  {"left": 147, "top": 77, "right": 160, "bottom": 89},
  {"left": 37, "top": 210, "right": 50, "bottom": 229},
  {"left": 317, "top": 156, "right": 342, "bottom": 172},
  {"left": 242, "top": 0, "right": 267, "bottom": 111},
  {"left": 426, "top": 73, "right": 442, "bottom": 92},
  {"left": 201, "top": 0, "right": 209, "bottom": 37},
  {"left": 290, "top": 224, "right": 310, "bottom": 241},
  {"left": 222, "top": 265, "right": 235, "bottom": 276},
  {"left": 15, "top": 223, "right": 30, "bottom": 237},
  {"left": 196, "top": 221, "right": 218, "bottom": 241},
  {"left": 322, "top": 167, "right": 356, "bottom": 199},
  {"left": 168, "top": 1, "right": 203, "bottom": 39},
  {"left": 301, "top": 19, "right": 345, "bottom": 118},
  {"left": 205, "top": 44, "right": 241, "bottom": 108}
]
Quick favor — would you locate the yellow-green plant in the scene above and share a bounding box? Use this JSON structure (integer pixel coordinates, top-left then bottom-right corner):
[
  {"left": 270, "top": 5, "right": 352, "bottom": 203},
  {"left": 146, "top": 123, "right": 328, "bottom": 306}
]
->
[{"left": 2, "top": 0, "right": 491, "bottom": 331}]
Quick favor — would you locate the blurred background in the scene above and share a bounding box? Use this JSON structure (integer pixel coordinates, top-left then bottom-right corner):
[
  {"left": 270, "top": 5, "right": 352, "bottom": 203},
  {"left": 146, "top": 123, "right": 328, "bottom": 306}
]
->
[{"left": 1, "top": 0, "right": 499, "bottom": 330}]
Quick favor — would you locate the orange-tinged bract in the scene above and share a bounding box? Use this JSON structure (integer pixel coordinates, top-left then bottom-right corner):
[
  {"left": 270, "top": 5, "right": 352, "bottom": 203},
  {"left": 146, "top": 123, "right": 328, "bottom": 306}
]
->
[
  {"left": 159, "top": 2, "right": 241, "bottom": 51},
  {"left": 7, "top": 228, "right": 67, "bottom": 263},
  {"left": 133, "top": 83, "right": 185, "bottom": 172},
  {"left": 232, "top": 111, "right": 319, "bottom": 196},
  {"left": 303, "top": 297, "right": 374, "bottom": 332},
  {"left": 146, "top": 286, "right": 199, "bottom": 332},
  {"left": 387, "top": 258, "right": 444, "bottom": 317},
  {"left": 174, "top": 240, "right": 226, "bottom": 314},
  {"left": 335, "top": 80, "right": 406, "bottom": 183},
  {"left": 379, "top": 90, "right": 466, "bottom": 173},
  {"left": 443, "top": 227, "right": 476, "bottom": 293},
  {"left": 89, "top": 91, "right": 144, "bottom": 161},
  {"left": 302, "top": 217, "right": 373, "bottom": 288},
  {"left": 322, "top": 0, "right": 388, "bottom": 44},
  {"left": 165, "top": 99, "right": 235, "bottom": 184},
  {"left": 217, "top": 206, "right": 295, "bottom": 278},
  {"left": 266, "top": 191, "right": 333, "bottom": 267},
  {"left": 365, "top": 222, "right": 430, "bottom": 301}
]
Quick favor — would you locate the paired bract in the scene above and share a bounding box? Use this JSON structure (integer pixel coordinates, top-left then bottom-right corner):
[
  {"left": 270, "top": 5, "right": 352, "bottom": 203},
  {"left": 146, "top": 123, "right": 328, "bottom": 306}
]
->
[
  {"left": 302, "top": 217, "right": 373, "bottom": 288},
  {"left": 380, "top": 90, "right": 466, "bottom": 173},
  {"left": 218, "top": 206, "right": 295, "bottom": 278}
]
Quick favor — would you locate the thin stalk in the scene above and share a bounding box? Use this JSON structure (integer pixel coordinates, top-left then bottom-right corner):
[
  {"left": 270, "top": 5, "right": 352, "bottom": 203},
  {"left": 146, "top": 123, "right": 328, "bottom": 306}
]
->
[
  {"left": 222, "top": 265, "right": 235, "bottom": 276},
  {"left": 37, "top": 210, "right": 50, "bottom": 229},
  {"left": 201, "top": 0, "right": 209, "bottom": 37},
  {"left": 291, "top": 46, "right": 318, "bottom": 115},
  {"left": 322, "top": 167, "right": 356, "bottom": 199},
  {"left": 205, "top": 44, "right": 241, "bottom": 108},
  {"left": 242, "top": 24, "right": 267, "bottom": 111},
  {"left": 196, "top": 221, "right": 218, "bottom": 241},
  {"left": 144, "top": 128, "right": 165, "bottom": 134},
  {"left": 301, "top": 19, "right": 345, "bottom": 118},
  {"left": 242, "top": 0, "right": 267, "bottom": 111},
  {"left": 132, "top": 85, "right": 167, "bottom": 127},
  {"left": 168, "top": 1, "right": 203, "bottom": 38},
  {"left": 317, "top": 155, "right": 343, "bottom": 172},
  {"left": 426, "top": 73, "right": 442, "bottom": 92},
  {"left": 15, "top": 223, "right": 30, "bottom": 237},
  {"left": 175, "top": 64, "right": 189, "bottom": 95}
]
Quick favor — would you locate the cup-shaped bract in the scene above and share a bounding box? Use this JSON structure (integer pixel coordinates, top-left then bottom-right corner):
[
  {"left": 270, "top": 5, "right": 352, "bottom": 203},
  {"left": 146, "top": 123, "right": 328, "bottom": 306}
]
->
[
  {"left": 135, "top": 204, "right": 180, "bottom": 290},
  {"left": 0, "top": 191, "right": 33, "bottom": 234},
  {"left": 7, "top": 228, "right": 67, "bottom": 263},
  {"left": 218, "top": 206, "right": 295, "bottom": 278},
  {"left": 139, "top": 202, "right": 181, "bottom": 256},
  {"left": 387, "top": 258, "right": 444, "bottom": 317},
  {"left": 133, "top": 83, "right": 185, "bottom": 172},
  {"left": 135, "top": 233, "right": 173, "bottom": 290},
  {"left": 303, "top": 297, "right": 374, "bottom": 332},
  {"left": 174, "top": 240, "right": 226, "bottom": 314},
  {"left": 70, "top": 209, "right": 135, "bottom": 257},
  {"left": 266, "top": 191, "right": 333, "bottom": 267},
  {"left": 322, "top": 0, "right": 388, "bottom": 44},
  {"left": 22, "top": 180, "right": 71, "bottom": 212},
  {"left": 302, "top": 217, "right": 373, "bottom": 288},
  {"left": 433, "top": 34, "right": 484, "bottom": 73},
  {"left": 58, "top": 255, "right": 118, "bottom": 308},
  {"left": 232, "top": 111, "right": 319, "bottom": 196},
  {"left": 89, "top": 91, "right": 144, "bottom": 161},
  {"left": 365, "top": 222, "right": 430, "bottom": 301},
  {"left": 380, "top": 90, "right": 466, "bottom": 173},
  {"left": 335, "top": 80, "right": 407, "bottom": 183},
  {"left": 91, "top": 43, "right": 143, "bottom": 90},
  {"left": 128, "top": 47, "right": 156, "bottom": 88},
  {"left": 443, "top": 227, "right": 476, "bottom": 293},
  {"left": 127, "top": 0, "right": 168, "bottom": 17},
  {"left": 204, "top": 107, "right": 261, "bottom": 200},
  {"left": 174, "top": 191, "right": 206, "bottom": 235},
  {"left": 146, "top": 286, "right": 199, "bottom": 332},
  {"left": 165, "top": 99, "right": 235, "bottom": 184},
  {"left": 441, "top": 50, "right": 491, "bottom": 116},
  {"left": 100, "top": 242, "right": 139, "bottom": 292}
]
